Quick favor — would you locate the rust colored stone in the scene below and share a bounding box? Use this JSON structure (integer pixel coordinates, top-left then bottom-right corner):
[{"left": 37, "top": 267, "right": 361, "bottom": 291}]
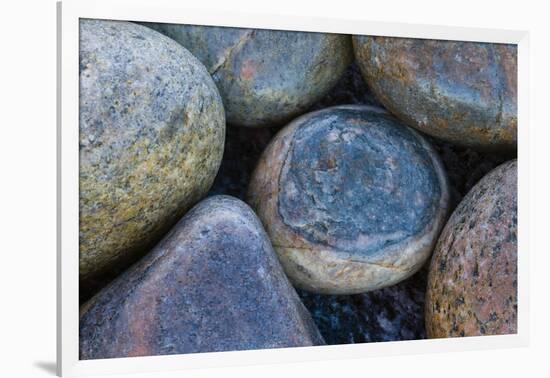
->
[
  {"left": 425, "top": 160, "right": 517, "bottom": 338},
  {"left": 353, "top": 36, "right": 517, "bottom": 150}
]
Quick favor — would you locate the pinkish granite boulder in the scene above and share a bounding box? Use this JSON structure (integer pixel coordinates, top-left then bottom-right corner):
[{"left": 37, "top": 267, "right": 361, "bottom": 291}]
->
[{"left": 425, "top": 160, "right": 517, "bottom": 337}]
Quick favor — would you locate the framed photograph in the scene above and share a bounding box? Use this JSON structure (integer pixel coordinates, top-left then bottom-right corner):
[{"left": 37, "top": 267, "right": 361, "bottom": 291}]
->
[{"left": 57, "top": 0, "right": 529, "bottom": 376}]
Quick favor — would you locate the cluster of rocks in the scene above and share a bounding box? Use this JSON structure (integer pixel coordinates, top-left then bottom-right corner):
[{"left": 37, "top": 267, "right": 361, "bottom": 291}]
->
[{"left": 79, "top": 19, "right": 518, "bottom": 359}]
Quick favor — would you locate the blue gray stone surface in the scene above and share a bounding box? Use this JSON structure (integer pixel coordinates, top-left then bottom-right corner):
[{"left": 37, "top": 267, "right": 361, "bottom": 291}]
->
[
  {"left": 80, "top": 196, "right": 324, "bottom": 359},
  {"left": 141, "top": 22, "right": 353, "bottom": 127},
  {"left": 79, "top": 19, "right": 225, "bottom": 298},
  {"left": 278, "top": 109, "right": 442, "bottom": 256},
  {"left": 247, "top": 105, "right": 450, "bottom": 294}
]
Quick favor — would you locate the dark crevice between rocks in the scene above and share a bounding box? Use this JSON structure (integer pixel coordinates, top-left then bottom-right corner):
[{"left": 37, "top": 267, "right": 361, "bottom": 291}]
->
[{"left": 297, "top": 266, "right": 429, "bottom": 344}]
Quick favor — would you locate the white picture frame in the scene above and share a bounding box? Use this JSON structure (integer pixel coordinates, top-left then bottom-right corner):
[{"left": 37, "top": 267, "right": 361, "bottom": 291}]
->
[{"left": 57, "top": 0, "right": 530, "bottom": 376}]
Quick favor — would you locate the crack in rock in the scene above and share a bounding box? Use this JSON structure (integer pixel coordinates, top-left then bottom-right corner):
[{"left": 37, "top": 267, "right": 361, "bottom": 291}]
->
[{"left": 209, "top": 29, "right": 256, "bottom": 76}]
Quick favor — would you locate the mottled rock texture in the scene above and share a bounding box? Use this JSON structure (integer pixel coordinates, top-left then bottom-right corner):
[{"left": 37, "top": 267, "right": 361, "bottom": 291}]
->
[
  {"left": 353, "top": 36, "right": 517, "bottom": 150},
  {"left": 426, "top": 160, "right": 517, "bottom": 338},
  {"left": 80, "top": 196, "right": 324, "bottom": 359},
  {"left": 248, "top": 105, "right": 450, "bottom": 294},
  {"left": 79, "top": 19, "right": 225, "bottom": 294},
  {"left": 142, "top": 23, "right": 353, "bottom": 127}
]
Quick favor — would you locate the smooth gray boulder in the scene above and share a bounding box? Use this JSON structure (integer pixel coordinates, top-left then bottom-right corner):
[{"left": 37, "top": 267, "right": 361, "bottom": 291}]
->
[
  {"left": 141, "top": 23, "right": 353, "bottom": 127},
  {"left": 80, "top": 196, "right": 324, "bottom": 359}
]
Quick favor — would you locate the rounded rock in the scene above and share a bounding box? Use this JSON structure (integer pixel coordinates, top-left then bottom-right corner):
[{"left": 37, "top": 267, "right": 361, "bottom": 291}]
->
[
  {"left": 425, "top": 160, "right": 517, "bottom": 338},
  {"left": 247, "top": 105, "right": 450, "bottom": 294},
  {"left": 80, "top": 196, "right": 324, "bottom": 359},
  {"left": 79, "top": 20, "right": 225, "bottom": 287},
  {"left": 142, "top": 23, "right": 353, "bottom": 127},
  {"left": 353, "top": 36, "right": 517, "bottom": 150}
]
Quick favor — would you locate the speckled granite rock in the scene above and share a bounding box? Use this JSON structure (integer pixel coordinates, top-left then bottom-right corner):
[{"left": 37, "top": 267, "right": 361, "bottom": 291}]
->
[
  {"left": 80, "top": 196, "right": 324, "bottom": 359},
  {"left": 248, "top": 105, "right": 450, "bottom": 294},
  {"left": 353, "top": 36, "right": 517, "bottom": 150},
  {"left": 141, "top": 23, "right": 353, "bottom": 127},
  {"left": 79, "top": 19, "right": 225, "bottom": 292},
  {"left": 426, "top": 160, "right": 517, "bottom": 338}
]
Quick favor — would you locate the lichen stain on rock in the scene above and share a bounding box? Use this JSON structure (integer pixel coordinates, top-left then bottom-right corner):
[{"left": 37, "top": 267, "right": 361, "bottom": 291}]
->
[
  {"left": 353, "top": 36, "right": 517, "bottom": 150},
  {"left": 425, "top": 160, "right": 517, "bottom": 338},
  {"left": 79, "top": 19, "right": 225, "bottom": 296},
  {"left": 79, "top": 196, "right": 324, "bottom": 359}
]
